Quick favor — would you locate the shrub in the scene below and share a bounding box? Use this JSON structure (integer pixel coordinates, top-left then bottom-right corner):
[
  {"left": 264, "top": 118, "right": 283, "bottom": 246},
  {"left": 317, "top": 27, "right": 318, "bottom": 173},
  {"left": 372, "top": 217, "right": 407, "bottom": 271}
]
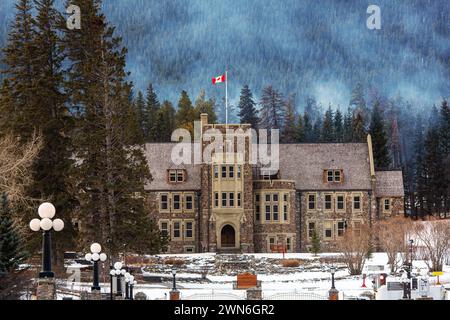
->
[
  {"left": 164, "top": 258, "right": 184, "bottom": 266},
  {"left": 281, "top": 259, "right": 301, "bottom": 267}
]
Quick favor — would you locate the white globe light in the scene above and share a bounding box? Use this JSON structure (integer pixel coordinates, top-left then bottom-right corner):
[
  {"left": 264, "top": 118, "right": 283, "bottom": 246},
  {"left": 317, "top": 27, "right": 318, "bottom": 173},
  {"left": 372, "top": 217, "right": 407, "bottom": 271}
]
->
[
  {"left": 52, "top": 219, "right": 64, "bottom": 232},
  {"left": 133, "top": 280, "right": 137, "bottom": 285},
  {"left": 99, "top": 253, "right": 107, "bottom": 262},
  {"left": 121, "top": 269, "right": 126, "bottom": 275},
  {"left": 29, "top": 219, "right": 41, "bottom": 232},
  {"left": 40, "top": 218, "right": 53, "bottom": 231},
  {"left": 129, "top": 275, "right": 135, "bottom": 282},
  {"left": 125, "top": 272, "right": 131, "bottom": 278},
  {"left": 125, "top": 277, "right": 130, "bottom": 282},
  {"left": 109, "top": 270, "right": 115, "bottom": 276},
  {"left": 38, "top": 202, "right": 56, "bottom": 219},
  {"left": 90, "top": 243, "right": 101, "bottom": 254},
  {"left": 115, "top": 269, "right": 121, "bottom": 275},
  {"left": 91, "top": 253, "right": 100, "bottom": 261},
  {"left": 114, "top": 262, "right": 123, "bottom": 270},
  {"left": 85, "top": 253, "right": 92, "bottom": 261}
]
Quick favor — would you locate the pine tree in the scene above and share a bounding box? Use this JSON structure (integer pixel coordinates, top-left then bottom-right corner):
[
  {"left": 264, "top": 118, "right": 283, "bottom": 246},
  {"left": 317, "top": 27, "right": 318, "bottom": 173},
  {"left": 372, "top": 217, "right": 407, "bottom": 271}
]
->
[
  {"left": 259, "top": 85, "right": 285, "bottom": 130},
  {"left": 349, "top": 83, "right": 366, "bottom": 113},
  {"left": 312, "top": 116, "right": 322, "bottom": 142},
  {"left": 0, "top": 193, "right": 28, "bottom": 272},
  {"left": 237, "top": 85, "right": 259, "bottom": 128},
  {"left": 391, "top": 118, "right": 401, "bottom": 168},
  {"left": 334, "top": 108, "right": 343, "bottom": 142},
  {"left": 351, "top": 112, "right": 366, "bottom": 142},
  {"left": 176, "top": 90, "right": 196, "bottom": 136},
  {"left": 134, "top": 91, "right": 146, "bottom": 137},
  {"left": 343, "top": 108, "right": 353, "bottom": 142},
  {"left": 194, "top": 89, "right": 217, "bottom": 124},
  {"left": 303, "top": 112, "right": 313, "bottom": 142},
  {"left": 413, "top": 114, "right": 426, "bottom": 216},
  {"left": 296, "top": 113, "right": 305, "bottom": 142},
  {"left": 310, "top": 229, "right": 321, "bottom": 256},
  {"left": 64, "top": 0, "right": 160, "bottom": 258},
  {"left": 439, "top": 100, "right": 450, "bottom": 155},
  {"left": 369, "top": 102, "right": 391, "bottom": 168},
  {"left": 281, "top": 95, "right": 297, "bottom": 143},
  {"left": 322, "top": 106, "right": 334, "bottom": 142},
  {"left": 145, "top": 83, "right": 160, "bottom": 141},
  {"left": 154, "top": 101, "right": 176, "bottom": 142}
]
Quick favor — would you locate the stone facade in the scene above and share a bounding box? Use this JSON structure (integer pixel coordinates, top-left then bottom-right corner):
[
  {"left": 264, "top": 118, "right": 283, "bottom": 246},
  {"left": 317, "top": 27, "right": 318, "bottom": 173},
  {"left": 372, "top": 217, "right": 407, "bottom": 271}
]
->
[{"left": 146, "top": 114, "right": 405, "bottom": 254}]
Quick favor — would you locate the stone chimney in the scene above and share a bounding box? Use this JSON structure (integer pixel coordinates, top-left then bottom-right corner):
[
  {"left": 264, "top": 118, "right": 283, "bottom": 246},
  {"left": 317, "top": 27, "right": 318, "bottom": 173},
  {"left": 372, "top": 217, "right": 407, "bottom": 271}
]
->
[{"left": 200, "top": 113, "right": 208, "bottom": 127}]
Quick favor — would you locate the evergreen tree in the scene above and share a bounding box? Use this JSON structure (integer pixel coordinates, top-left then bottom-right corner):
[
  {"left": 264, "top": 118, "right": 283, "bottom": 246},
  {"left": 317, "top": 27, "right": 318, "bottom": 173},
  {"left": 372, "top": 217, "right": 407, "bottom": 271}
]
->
[
  {"left": 176, "top": 90, "right": 196, "bottom": 136},
  {"left": 145, "top": 83, "right": 160, "bottom": 141},
  {"left": 310, "top": 229, "right": 321, "bottom": 256},
  {"left": 334, "top": 108, "right": 344, "bottom": 142},
  {"left": 296, "top": 113, "right": 305, "bottom": 142},
  {"left": 259, "top": 85, "right": 285, "bottom": 130},
  {"left": 303, "top": 112, "right": 313, "bottom": 142},
  {"left": 194, "top": 89, "right": 217, "bottom": 124},
  {"left": 312, "top": 116, "right": 322, "bottom": 142},
  {"left": 0, "top": 193, "right": 28, "bottom": 272},
  {"left": 154, "top": 100, "right": 176, "bottom": 142},
  {"left": 391, "top": 118, "right": 401, "bottom": 168},
  {"left": 64, "top": 0, "right": 160, "bottom": 257},
  {"left": 439, "top": 100, "right": 450, "bottom": 155},
  {"left": 369, "top": 102, "right": 391, "bottom": 168},
  {"left": 304, "top": 97, "right": 320, "bottom": 123},
  {"left": 349, "top": 83, "right": 366, "bottom": 113},
  {"left": 237, "top": 85, "right": 259, "bottom": 128},
  {"left": 413, "top": 114, "right": 426, "bottom": 216},
  {"left": 343, "top": 108, "right": 353, "bottom": 142},
  {"left": 134, "top": 91, "right": 146, "bottom": 137},
  {"left": 281, "top": 95, "right": 297, "bottom": 143},
  {"left": 322, "top": 105, "right": 334, "bottom": 142}
]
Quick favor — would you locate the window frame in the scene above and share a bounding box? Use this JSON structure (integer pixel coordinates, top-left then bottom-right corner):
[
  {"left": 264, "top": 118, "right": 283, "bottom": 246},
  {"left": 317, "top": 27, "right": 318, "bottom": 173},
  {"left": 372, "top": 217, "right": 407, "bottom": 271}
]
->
[
  {"left": 172, "top": 220, "right": 182, "bottom": 240},
  {"left": 159, "top": 220, "right": 170, "bottom": 239},
  {"left": 308, "top": 221, "right": 316, "bottom": 239},
  {"left": 184, "top": 220, "right": 194, "bottom": 240},
  {"left": 221, "top": 192, "right": 227, "bottom": 207},
  {"left": 324, "top": 194, "right": 333, "bottom": 211},
  {"left": 383, "top": 198, "right": 391, "bottom": 212},
  {"left": 185, "top": 194, "right": 194, "bottom": 211},
  {"left": 307, "top": 193, "right": 316, "bottom": 211},
  {"left": 160, "top": 193, "right": 170, "bottom": 212},
  {"left": 353, "top": 194, "right": 362, "bottom": 212},
  {"left": 172, "top": 193, "right": 182, "bottom": 211},
  {"left": 324, "top": 220, "right": 333, "bottom": 239},
  {"left": 336, "top": 193, "right": 345, "bottom": 211}
]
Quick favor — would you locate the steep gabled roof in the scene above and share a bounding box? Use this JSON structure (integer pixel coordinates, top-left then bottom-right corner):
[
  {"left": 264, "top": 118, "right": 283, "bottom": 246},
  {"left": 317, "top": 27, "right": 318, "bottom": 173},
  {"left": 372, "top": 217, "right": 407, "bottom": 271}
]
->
[
  {"left": 277, "top": 143, "right": 372, "bottom": 190},
  {"left": 375, "top": 170, "right": 404, "bottom": 197}
]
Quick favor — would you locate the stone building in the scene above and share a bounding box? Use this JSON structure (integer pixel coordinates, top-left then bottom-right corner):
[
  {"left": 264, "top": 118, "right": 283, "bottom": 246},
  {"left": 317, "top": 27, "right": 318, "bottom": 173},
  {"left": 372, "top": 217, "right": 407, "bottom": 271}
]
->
[{"left": 144, "top": 114, "right": 404, "bottom": 253}]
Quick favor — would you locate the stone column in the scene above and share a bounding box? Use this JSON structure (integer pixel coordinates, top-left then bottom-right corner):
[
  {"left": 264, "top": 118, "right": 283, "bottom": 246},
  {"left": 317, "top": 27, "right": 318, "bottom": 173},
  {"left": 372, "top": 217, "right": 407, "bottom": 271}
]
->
[
  {"left": 90, "top": 289, "right": 102, "bottom": 300},
  {"left": 169, "top": 289, "right": 180, "bottom": 300},
  {"left": 36, "top": 278, "right": 56, "bottom": 300},
  {"left": 134, "top": 292, "right": 147, "bottom": 300},
  {"left": 246, "top": 288, "right": 262, "bottom": 300},
  {"left": 328, "top": 288, "right": 339, "bottom": 300}
]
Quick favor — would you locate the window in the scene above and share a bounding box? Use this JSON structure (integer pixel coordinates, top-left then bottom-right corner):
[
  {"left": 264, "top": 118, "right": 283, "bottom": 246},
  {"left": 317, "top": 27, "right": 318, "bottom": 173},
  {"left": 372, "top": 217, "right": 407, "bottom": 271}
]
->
[
  {"left": 273, "top": 205, "right": 279, "bottom": 221},
  {"left": 229, "top": 192, "right": 235, "bottom": 207},
  {"left": 324, "top": 194, "right": 333, "bottom": 210},
  {"left": 283, "top": 205, "right": 288, "bottom": 221},
  {"left": 353, "top": 221, "right": 362, "bottom": 237},
  {"left": 384, "top": 199, "right": 391, "bottom": 211},
  {"left": 308, "top": 194, "right": 316, "bottom": 210},
  {"left": 185, "top": 221, "right": 193, "bottom": 239},
  {"left": 160, "top": 221, "right": 169, "bottom": 238},
  {"left": 237, "top": 165, "right": 242, "bottom": 178},
  {"left": 284, "top": 194, "right": 288, "bottom": 202},
  {"left": 221, "top": 166, "right": 227, "bottom": 178},
  {"left": 255, "top": 194, "right": 260, "bottom": 203},
  {"left": 173, "top": 194, "right": 181, "bottom": 211},
  {"left": 237, "top": 193, "right": 242, "bottom": 207},
  {"left": 286, "top": 237, "right": 292, "bottom": 252},
  {"left": 173, "top": 221, "right": 181, "bottom": 239},
  {"left": 184, "top": 246, "right": 194, "bottom": 253},
  {"left": 255, "top": 205, "right": 260, "bottom": 222},
  {"left": 265, "top": 205, "right": 271, "bottom": 221},
  {"left": 214, "top": 165, "right": 219, "bottom": 179},
  {"left": 324, "top": 221, "right": 333, "bottom": 239},
  {"left": 273, "top": 194, "right": 278, "bottom": 202},
  {"left": 185, "top": 195, "right": 193, "bottom": 210},
  {"left": 214, "top": 192, "right": 219, "bottom": 207},
  {"left": 353, "top": 195, "right": 361, "bottom": 211},
  {"left": 325, "top": 170, "right": 343, "bottom": 183},
  {"left": 265, "top": 194, "right": 271, "bottom": 202},
  {"left": 268, "top": 237, "right": 276, "bottom": 251},
  {"left": 337, "top": 221, "right": 345, "bottom": 236},
  {"left": 336, "top": 195, "right": 345, "bottom": 211},
  {"left": 160, "top": 194, "right": 169, "bottom": 211},
  {"left": 169, "top": 170, "right": 184, "bottom": 183},
  {"left": 308, "top": 222, "right": 316, "bottom": 238},
  {"left": 222, "top": 192, "right": 227, "bottom": 207},
  {"left": 229, "top": 166, "right": 234, "bottom": 178}
]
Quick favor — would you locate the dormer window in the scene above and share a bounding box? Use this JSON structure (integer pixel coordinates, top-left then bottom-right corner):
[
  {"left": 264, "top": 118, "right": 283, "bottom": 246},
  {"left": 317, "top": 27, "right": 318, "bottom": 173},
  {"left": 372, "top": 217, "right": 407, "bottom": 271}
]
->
[
  {"left": 324, "top": 170, "right": 343, "bottom": 183},
  {"left": 168, "top": 169, "right": 185, "bottom": 183}
]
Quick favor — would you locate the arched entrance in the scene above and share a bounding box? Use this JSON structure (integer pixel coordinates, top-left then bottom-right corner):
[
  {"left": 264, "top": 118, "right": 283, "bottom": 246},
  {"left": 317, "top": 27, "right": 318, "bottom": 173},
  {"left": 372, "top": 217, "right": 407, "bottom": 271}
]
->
[{"left": 220, "top": 225, "right": 236, "bottom": 248}]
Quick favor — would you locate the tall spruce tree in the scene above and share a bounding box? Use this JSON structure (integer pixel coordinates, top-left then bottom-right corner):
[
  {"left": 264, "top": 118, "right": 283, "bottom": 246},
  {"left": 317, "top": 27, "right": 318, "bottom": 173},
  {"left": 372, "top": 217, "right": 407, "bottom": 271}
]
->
[
  {"left": 64, "top": 0, "right": 160, "bottom": 258},
  {"left": 303, "top": 112, "right": 313, "bottom": 142},
  {"left": 343, "top": 108, "right": 353, "bottom": 142},
  {"left": 369, "top": 102, "right": 391, "bottom": 168},
  {"left": 0, "top": 193, "right": 28, "bottom": 272},
  {"left": 351, "top": 112, "right": 366, "bottom": 142},
  {"left": 237, "top": 85, "right": 259, "bottom": 128},
  {"left": 334, "top": 108, "right": 343, "bottom": 142},
  {"left": 322, "top": 106, "right": 334, "bottom": 142},
  {"left": 134, "top": 91, "right": 146, "bottom": 137},
  {"left": 259, "top": 85, "right": 285, "bottom": 130},
  {"left": 281, "top": 95, "right": 297, "bottom": 143},
  {"left": 312, "top": 116, "right": 322, "bottom": 142},
  {"left": 296, "top": 113, "right": 305, "bottom": 142},
  {"left": 145, "top": 83, "right": 160, "bottom": 141},
  {"left": 155, "top": 100, "right": 176, "bottom": 142},
  {"left": 176, "top": 90, "right": 196, "bottom": 136}
]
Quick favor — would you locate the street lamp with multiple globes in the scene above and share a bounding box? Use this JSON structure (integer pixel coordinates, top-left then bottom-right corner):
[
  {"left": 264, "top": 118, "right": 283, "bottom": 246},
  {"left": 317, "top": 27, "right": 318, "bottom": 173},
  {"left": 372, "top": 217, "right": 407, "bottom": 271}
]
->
[
  {"left": 124, "top": 273, "right": 137, "bottom": 300},
  {"left": 112, "top": 262, "right": 126, "bottom": 297},
  {"left": 85, "top": 243, "right": 107, "bottom": 291},
  {"left": 171, "top": 266, "right": 177, "bottom": 290},
  {"left": 29, "top": 202, "right": 64, "bottom": 278}
]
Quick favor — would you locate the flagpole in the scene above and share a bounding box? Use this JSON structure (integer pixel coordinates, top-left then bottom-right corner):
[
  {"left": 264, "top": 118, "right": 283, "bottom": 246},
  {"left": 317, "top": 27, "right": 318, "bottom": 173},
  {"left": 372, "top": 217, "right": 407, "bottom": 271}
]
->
[{"left": 225, "top": 70, "right": 228, "bottom": 127}]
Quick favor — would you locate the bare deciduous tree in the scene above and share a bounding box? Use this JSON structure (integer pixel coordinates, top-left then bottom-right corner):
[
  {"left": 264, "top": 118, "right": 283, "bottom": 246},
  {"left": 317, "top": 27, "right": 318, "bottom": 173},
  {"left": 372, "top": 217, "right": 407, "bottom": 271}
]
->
[
  {"left": 336, "top": 224, "right": 373, "bottom": 275},
  {"left": 412, "top": 219, "right": 450, "bottom": 272},
  {"left": 0, "top": 133, "right": 42, "bottom": 207},
  {"left": 375, "top": 216, "right": 413, "bottom": 274}
]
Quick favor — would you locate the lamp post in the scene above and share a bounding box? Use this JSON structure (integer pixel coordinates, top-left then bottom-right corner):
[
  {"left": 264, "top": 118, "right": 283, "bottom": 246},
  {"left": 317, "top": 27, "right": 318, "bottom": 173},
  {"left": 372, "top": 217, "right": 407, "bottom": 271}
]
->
[
  {"left": 328, "top": 267, "right": 339, "bottom": 300},
  {"left": 113, "top": 262, "right": 126, "bottom": 298},
  {"left": 169, "top": 267, "right": 180, "bottom": 300},
  {"left": 29, "top": 202, "right": 64, "bottom": 278},
  {"left": 172, "top": 267, "right": 177, "bottom": 290},
  {"left": 408, "top": 239, "right": 414, "bottom": 279},
  {"left": 124, "top": 273, "right": 137, "bottom": 300},
  {"left": 109, "top": 269, "right": 115, "bottom": 300},
  {"left": 85, "top": 243, "right": 107, "bottom": 291}
]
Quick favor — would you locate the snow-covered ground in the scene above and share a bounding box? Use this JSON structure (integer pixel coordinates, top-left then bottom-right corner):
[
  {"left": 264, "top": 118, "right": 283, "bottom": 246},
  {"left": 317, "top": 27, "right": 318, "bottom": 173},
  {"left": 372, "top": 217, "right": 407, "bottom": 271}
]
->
[{"left": 60, "top": 252, "right": 450, "bottom": 300}]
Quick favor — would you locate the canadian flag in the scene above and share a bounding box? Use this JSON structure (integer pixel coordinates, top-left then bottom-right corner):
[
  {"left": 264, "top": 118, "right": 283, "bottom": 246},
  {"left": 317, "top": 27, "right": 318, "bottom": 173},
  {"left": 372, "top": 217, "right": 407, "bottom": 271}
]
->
[{"left": 212, "top": 74, "right": 226, "bottom": 84}]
